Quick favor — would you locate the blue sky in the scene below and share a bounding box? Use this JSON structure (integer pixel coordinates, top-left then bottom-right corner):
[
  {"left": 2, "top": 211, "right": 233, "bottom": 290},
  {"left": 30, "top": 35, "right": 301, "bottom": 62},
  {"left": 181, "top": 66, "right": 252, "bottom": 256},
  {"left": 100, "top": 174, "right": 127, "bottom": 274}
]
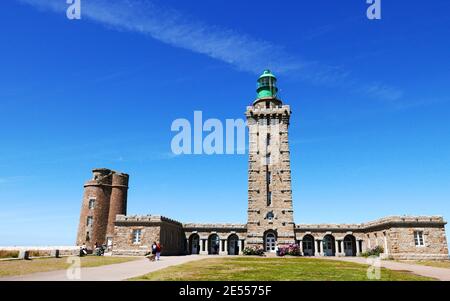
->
[{"left": 0, "top": 0, "right": 449, "bottom": 247}]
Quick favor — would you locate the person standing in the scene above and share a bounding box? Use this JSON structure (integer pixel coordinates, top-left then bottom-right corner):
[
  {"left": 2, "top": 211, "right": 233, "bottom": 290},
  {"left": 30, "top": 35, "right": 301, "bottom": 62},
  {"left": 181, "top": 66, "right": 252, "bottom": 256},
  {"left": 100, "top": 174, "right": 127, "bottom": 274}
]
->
[
  {"left": 146, "top": 241, "right": 157, "bottom": 261},
  {"left": 156, "top": 242, "right": 162, "bottom": 261},
  {"left": 80, "top": 244, "right": 88, "bottom": 257}
]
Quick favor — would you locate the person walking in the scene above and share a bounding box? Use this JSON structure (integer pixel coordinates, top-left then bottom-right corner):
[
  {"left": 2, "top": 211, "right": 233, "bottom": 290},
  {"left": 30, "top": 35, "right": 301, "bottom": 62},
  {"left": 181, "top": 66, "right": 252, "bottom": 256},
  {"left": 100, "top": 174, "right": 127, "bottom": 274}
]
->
[{"left": 156, "top": 242, "right": 162, "bottom": 261}]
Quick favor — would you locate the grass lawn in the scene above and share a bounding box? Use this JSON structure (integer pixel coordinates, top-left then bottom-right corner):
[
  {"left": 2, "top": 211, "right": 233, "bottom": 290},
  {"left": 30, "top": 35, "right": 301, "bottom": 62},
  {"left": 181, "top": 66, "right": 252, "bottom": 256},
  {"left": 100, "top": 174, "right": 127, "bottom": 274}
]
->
[
  {"left": 398, "top": 260, "right": 450, "bottom": 269},
  {"left": 0, "top": 256, "right": 140, "bottom": 278},
  {"left": 132, "top": 257, "right": 434, "bottom": 281}
]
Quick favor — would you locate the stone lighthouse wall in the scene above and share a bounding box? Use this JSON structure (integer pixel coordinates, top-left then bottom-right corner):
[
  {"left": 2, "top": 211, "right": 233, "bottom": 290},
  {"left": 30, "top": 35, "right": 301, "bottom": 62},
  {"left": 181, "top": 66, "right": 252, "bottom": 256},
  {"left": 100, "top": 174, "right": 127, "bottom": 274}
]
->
[
  {"left": 76, "top": 168, "right": 129, "bottom": 249},
  {"left": 246, "top": 99, "right": 296, "bottom": 249},
  {"left": 107, "top": 172, "right": 129, "bottom": 238}
]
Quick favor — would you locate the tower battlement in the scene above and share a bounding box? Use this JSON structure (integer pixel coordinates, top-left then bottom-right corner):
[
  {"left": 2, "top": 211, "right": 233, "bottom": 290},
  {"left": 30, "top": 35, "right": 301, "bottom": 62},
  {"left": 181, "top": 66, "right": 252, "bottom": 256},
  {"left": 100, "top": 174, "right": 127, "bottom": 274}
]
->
[
  {"left": 246, "top": 105, "right": 291, "bottom": 117},
  {"left": 85, "top": 168, "right": 129, "bottom": 187}
]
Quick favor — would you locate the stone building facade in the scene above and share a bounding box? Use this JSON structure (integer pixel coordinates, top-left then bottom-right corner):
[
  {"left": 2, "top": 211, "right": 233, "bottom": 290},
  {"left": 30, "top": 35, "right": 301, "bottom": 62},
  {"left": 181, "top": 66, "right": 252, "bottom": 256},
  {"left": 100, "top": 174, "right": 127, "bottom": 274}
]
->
[
  {"left": 76, "top": 70, "right": 448, "bottom": 260},
  {"left": 113, "top": 215, "right": 185, "bottom": 256}
]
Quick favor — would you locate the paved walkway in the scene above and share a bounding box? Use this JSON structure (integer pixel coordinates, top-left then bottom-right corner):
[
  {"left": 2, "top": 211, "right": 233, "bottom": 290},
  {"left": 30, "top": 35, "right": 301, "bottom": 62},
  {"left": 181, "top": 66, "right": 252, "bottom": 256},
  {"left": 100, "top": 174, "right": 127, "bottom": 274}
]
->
[
  {"left": 0, "top": 255, "right": 211, "bottom": 281},
  {"left": 322, "top": 256, "right": 450, "bottom": 281}
]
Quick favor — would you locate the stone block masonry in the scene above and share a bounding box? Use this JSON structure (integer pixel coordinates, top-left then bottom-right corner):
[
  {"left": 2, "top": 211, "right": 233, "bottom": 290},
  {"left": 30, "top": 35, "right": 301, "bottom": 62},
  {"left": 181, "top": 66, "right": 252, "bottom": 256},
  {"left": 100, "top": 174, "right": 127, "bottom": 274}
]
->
[
  {"left": 76, "top": 168, "right": 129, "bottom": 249},
  {"left": 113, "top": 215, "right": 186, "bottom": 256}
]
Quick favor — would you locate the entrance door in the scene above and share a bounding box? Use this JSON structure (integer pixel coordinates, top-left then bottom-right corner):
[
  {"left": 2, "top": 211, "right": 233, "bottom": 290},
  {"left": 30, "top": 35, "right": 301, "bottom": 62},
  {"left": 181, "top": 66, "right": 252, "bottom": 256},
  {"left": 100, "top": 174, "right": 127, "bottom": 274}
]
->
[
  {"left": 344, "top": 239, "right": 355, "bottom": 256},
  {"left": 323, "top": 235, "right": 335, "bottom": 256},
  {"left": 265, "top": 233, "right": 276, "bottom": 252},
  {"left": 302, "top": 236, "right": 314, "bottom": 256},
  {"left": 191, "top": 236, "right": 199, "bottom": 254},
  {"left": 344, "top": 240, "right": 353, "bottom": 256},
  {"left": 344, "top": 235, "right": 356, "bottom": 256},
  {"left": 209, "top": 235, "right": 220, "bottom": 255},
  {"left": 229, "top": 242, "right": 235, "bottom": 255},
  {"left": 228, "top": 235, "right": 239, "bottom": 255}
]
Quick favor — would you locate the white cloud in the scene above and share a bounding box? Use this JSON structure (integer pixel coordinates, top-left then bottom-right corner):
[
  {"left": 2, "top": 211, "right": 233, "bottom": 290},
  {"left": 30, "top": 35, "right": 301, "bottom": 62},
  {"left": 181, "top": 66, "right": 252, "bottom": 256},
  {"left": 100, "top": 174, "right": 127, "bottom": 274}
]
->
[
  {"left": 362, "top": 83, "right": 405, "bottom": 102},
  {"left": 17, "top": 0, "right": 403, "bottom": 101},
  {"left": 19, "top": 0, "right": 301, "bottom": 74}
]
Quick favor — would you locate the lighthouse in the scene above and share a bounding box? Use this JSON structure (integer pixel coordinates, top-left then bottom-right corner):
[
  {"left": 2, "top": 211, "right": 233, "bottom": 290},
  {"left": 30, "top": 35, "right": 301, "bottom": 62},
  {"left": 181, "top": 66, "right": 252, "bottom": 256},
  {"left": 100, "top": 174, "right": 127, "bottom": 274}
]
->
[{"left": 246, "top": 70, "right": 295, "bottom": 252}]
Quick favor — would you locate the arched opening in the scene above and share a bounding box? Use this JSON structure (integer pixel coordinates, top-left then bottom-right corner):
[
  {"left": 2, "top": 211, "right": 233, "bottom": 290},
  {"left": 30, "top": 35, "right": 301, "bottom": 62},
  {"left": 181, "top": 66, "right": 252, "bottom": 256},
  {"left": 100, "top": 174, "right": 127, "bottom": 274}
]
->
[
  {"left": 189, "top": 234, "right": 200, "bottom": 255},
  {"left": 323, "top": 235, "right": 336, "bottom": 256},
  {"left": 227, "top": 234, "right": 239, "bottom": 255},
  {"left": 208, "top": 234, "right": 220, "bottom": 255},
  {"left": 264, "top": 231, "right": 277, "bottom": 253},
  {"left": 344, "top": 235, "right": 357, "bottom": 256},
  {"left": 302, "top": 235, "right": 315, "bottom": 256}
]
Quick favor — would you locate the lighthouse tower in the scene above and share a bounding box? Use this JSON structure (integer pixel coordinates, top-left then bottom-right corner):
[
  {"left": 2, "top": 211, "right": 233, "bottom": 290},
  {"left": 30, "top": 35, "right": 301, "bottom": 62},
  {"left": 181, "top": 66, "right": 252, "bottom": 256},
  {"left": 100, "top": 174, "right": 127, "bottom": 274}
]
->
[
  {"left": 76, "top": 169, "right": 129, "bottom": 250},
  {"left": 245, "top": 70, "right": 295, "bottom": 252}
]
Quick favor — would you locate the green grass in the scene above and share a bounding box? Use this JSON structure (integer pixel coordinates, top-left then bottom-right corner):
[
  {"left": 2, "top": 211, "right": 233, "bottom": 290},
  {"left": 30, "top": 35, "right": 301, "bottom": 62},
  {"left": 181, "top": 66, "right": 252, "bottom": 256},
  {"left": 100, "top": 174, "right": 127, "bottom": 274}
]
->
[
  {"left": 132, "top": 257, "right": 434, "bottom": 281},
  {"left": 0, "top": 256, "right": 140, "bottom": 278}
]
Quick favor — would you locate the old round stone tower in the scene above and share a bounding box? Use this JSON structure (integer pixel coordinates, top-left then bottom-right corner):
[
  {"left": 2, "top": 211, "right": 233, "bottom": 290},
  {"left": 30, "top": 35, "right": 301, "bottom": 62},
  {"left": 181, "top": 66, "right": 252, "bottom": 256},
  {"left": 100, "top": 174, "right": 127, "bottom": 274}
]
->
[{"left": 76, "top": 168, "right": 129, "bottom": 249}]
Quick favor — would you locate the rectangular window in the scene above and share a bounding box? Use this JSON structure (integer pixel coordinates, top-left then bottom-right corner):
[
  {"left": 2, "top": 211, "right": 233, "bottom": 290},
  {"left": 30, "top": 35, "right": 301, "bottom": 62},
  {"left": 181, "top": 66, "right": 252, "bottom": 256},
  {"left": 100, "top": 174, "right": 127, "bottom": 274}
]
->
[
  {"left": 86, "top": 216, "right": 93, "bottom": 227},
  {"left": 265, "top": 154, "right": 271, "bottom": 165},
  {"left": 88, "top": 198, "right": 95, "bottom": 210},
  {"left": 267, "top": 191, "right": 272, "bottom": 206},
  {"left": 132, "top": 229, "right": 142, "bottom": 244},
  {"left": 414, "top": 231, "right": 424, "bottom": 247},
  {"left": 86, "top": 231, "right": 90, "bottom": 242},
  {"left": 267, "top": 134, "right": 271, "bottom": 146},
  {"left": 267, "top": 171, "right": 272, "bottom": 185}
]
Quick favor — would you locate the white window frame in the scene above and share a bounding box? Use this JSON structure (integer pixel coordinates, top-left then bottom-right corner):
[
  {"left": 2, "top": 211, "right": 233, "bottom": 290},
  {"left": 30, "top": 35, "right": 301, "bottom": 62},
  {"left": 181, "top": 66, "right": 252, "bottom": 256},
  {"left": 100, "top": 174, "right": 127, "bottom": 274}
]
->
[
  {"left": 414, "top": 231, "right": 425, "bottom": 247},
  {"left": 132, "top": 229, "right": 142, "bottom": 244},
  {"left": 88, "top": 198, "right": 96, "bottom": 210},
  {"left": 86, "top": 216, "right": 93, "bottom": 227}
]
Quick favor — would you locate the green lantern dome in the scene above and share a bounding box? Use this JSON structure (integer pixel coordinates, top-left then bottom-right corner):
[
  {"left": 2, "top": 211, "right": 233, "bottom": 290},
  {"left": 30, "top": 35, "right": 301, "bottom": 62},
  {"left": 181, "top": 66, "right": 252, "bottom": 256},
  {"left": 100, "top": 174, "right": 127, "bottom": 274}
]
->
[{"left": 256, "top": 69, "right": 278, "bottom": 99}]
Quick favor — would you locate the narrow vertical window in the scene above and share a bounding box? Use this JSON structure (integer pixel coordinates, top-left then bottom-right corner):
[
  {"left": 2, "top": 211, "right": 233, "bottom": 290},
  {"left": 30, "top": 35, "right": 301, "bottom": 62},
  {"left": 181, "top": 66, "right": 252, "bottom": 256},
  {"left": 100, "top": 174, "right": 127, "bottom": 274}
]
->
[
  {"left": 88, "top": 198, "right": 95, "bottom": 210},
  {"left": 414, "top": 231, "right": 424, "bottom": 247},
  {"left": 86, "top": 216, "right": 93, "bottom": 227},
  {"left": 267, "top": 191, "right": 272, "bottom": 206},
  {"left": 267, "top": 134, "right": 271, "bottom": 146},
  {"left": 132, "top": 229, "right": 142, "bottom": 244},
  {"left": 267, "top": 171, "right": 272, "bottom": 185}
]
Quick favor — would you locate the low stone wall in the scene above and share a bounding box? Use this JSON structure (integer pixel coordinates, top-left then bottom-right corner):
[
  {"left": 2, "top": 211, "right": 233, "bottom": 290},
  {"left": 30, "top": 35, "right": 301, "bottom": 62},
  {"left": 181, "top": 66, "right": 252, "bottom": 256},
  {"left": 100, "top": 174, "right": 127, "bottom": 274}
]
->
[
  {"left": 389, "top": 253, "right": 449, "bottom": 260},
  {"left": 0, "top": 246, "right": 79, "bottom": 258}
]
